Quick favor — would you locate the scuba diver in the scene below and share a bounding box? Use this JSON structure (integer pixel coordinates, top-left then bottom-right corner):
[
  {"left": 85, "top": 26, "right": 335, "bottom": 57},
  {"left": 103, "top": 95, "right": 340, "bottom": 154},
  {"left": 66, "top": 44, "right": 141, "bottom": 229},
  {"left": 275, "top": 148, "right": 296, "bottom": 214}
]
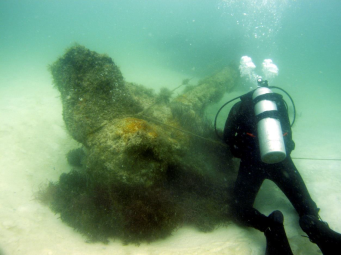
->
[{"left": 216, "top": 78, "right": 341, "bottom": 254}]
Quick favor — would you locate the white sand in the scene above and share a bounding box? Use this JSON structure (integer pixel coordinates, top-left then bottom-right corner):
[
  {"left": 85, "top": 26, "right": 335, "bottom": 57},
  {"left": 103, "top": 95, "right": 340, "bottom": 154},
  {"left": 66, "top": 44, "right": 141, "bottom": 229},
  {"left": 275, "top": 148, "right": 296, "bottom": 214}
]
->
[{"left": 1, "top": 65, "right": 340, "bottom": 255}]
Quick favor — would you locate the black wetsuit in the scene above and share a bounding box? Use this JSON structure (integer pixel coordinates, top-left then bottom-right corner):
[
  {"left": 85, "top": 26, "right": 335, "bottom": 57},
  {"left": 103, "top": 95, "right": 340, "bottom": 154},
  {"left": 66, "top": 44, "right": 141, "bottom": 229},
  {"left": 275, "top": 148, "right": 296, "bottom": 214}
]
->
[{"left": 223, "top": 90, "right": 319, "bottom": 232}]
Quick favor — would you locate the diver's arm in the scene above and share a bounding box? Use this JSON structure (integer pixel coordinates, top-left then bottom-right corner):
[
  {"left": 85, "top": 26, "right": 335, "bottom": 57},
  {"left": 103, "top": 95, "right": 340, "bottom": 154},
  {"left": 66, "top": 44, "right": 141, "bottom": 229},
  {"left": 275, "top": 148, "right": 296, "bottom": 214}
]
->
[{"left": 223, "top": 102, "right": 241, "bottom": 146}]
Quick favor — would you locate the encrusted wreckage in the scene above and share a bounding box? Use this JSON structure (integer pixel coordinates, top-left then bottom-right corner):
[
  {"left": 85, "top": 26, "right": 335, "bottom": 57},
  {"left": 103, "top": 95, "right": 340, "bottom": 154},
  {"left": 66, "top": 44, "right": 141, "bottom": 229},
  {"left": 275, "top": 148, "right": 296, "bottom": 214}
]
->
[{"left": 40, "top": 44, "right": 240, "bottom": 244}]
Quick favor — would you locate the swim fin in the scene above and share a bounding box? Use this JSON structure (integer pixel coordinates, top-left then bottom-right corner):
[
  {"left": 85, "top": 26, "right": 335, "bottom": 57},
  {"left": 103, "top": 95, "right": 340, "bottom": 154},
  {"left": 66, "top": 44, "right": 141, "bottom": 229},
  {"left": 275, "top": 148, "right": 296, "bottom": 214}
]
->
[
  {"left": 264, "top": 210, "right": 293, "bottom": 255},
  {"left": 300, "top": 215, "right": 341, "bottom": 255}
]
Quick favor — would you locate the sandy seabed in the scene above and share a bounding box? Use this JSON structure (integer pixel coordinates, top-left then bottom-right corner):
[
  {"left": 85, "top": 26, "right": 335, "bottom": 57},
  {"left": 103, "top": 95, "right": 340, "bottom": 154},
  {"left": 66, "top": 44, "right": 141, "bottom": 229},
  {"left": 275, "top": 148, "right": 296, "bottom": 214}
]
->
[{"left": 1, "top": 68, "right": 340, "bottom": 255}]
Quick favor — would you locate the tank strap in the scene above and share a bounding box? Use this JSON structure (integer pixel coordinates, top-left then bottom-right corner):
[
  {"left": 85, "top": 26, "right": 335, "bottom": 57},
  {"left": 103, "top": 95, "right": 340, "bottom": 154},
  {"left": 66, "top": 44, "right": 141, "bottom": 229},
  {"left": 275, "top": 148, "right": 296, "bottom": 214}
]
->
[
  {"left": 253, "top": 93, "right": 283, "bottom": 105},
  {"left": 255, "top": 110, "right": 280, "bottom": 123}
]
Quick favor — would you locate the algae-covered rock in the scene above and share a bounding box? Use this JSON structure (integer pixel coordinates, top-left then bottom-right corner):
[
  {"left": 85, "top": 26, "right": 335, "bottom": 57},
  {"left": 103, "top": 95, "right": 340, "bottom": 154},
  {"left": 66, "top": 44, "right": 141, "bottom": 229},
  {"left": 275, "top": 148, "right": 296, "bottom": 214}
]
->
[
  {"left": 175, "top": 66, "right": 238, "bottom": 114},
  {"left": 41, "top": 44, "right": 240, "bottom": 244},
  {"left": 85, "top": 117, "right": 183, "bottom": 187},
  {"left": 49, "top": 45, "right": 142, "bottom": 143}
]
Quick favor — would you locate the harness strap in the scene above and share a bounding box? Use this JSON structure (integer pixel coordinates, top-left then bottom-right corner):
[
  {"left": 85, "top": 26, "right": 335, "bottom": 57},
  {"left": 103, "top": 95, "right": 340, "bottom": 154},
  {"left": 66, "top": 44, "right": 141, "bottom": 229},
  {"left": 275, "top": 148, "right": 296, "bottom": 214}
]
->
[{"left": 245, "top": 132, "right": 288, "bottom": 138}]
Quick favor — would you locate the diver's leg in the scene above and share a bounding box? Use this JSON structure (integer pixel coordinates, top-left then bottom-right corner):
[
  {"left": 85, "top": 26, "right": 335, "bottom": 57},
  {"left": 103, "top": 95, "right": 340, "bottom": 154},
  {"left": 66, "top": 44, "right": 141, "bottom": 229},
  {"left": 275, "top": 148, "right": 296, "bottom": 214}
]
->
[
  {"left": 233, "top": 159, "right": 293, "bottom": 254},
  {"left": 270, "top": 157, "right": 341, "bottom": 254},
  {"left": 265, "top": 210, "right": 293, "bottom": 255},
  {"left": 269, "top": 157, "right": 319, "bottom": 217},
  {"left": 300, "top": 215, "right": 341, "bottom": 255},
  {"left": 232, "top": 159, "right": 269, "bottom": 231}
]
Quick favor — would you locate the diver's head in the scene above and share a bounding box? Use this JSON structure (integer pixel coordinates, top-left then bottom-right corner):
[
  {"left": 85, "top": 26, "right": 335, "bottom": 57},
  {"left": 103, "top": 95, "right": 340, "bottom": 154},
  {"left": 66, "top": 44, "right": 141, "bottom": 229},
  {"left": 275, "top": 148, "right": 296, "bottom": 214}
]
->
[{"left": 257, "top": 77, "right": 269, "bottom": 87}]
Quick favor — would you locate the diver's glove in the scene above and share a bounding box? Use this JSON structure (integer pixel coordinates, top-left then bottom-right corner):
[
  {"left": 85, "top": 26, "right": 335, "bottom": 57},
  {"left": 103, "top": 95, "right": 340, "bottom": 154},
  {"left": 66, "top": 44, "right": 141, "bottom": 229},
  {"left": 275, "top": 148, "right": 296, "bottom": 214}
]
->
[
  {"left": 300, "top": 215, "right": 341, "bottom": 255},
  {"left": 264, "top": 210, "right": 293, "bottom": 255}
]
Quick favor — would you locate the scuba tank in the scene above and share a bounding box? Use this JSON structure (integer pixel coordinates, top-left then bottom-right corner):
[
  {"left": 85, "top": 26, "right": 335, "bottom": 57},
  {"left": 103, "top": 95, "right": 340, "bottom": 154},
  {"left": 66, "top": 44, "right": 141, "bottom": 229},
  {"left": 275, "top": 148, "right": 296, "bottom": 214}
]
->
[
  {"left": 214, "top": 78, "right": 296, "bottom": 164},
  {"left": 253, "top": 83, "right": 286, "bottom": 164}
]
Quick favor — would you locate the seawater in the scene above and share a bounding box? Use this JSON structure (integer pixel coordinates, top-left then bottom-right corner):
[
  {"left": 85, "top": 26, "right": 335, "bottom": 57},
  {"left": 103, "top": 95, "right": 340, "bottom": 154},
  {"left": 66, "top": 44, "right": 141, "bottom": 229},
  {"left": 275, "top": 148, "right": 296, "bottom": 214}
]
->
[{"left": 0, "top": 0, "right": 340, "bottom": 254}]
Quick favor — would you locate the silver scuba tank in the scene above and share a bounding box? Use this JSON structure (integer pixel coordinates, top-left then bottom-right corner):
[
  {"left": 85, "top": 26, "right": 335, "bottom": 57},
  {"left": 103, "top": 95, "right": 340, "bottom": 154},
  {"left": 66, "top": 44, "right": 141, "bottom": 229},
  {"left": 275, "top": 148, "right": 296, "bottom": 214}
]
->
[{"left": 252, "top": 87, "right": 286, "bottom": 164}]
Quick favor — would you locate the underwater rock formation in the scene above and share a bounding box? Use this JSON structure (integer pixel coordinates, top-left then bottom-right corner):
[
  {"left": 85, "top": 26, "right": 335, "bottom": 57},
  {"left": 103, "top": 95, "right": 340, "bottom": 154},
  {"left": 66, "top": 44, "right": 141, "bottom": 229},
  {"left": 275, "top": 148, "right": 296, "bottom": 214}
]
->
[{"left": 41, "top": 44, "right": 240, "bottom": 244}]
